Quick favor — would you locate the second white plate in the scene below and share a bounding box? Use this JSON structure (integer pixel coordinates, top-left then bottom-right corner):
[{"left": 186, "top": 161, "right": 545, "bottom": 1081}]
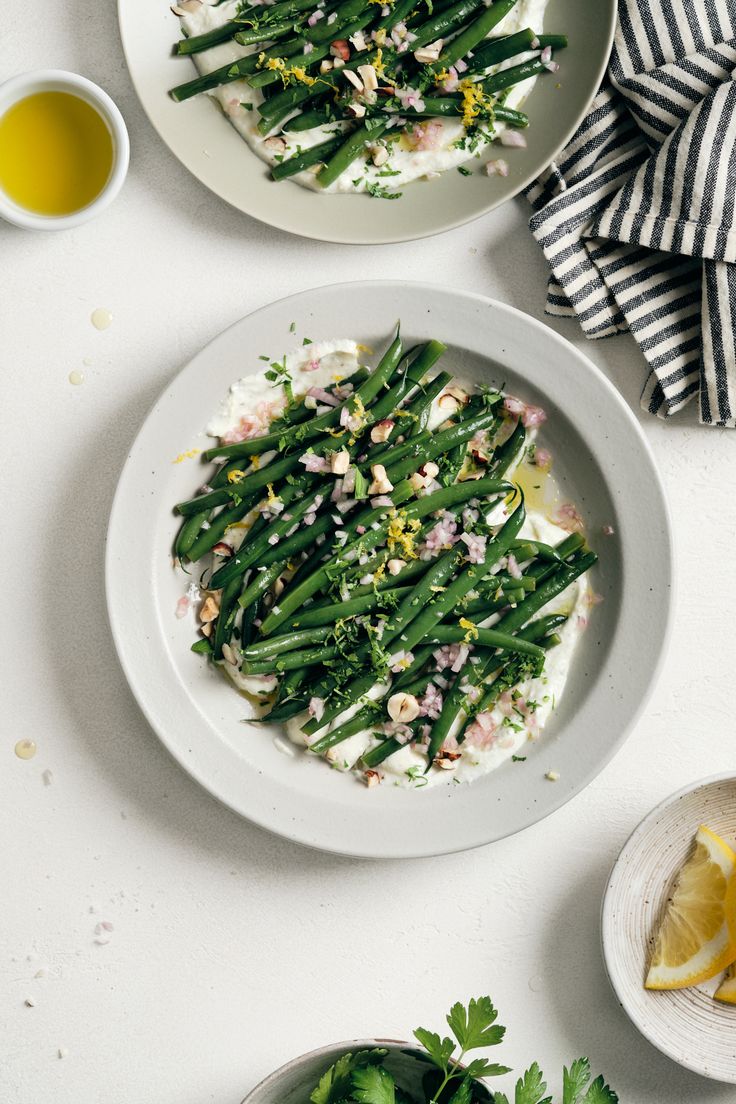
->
[
  {"left": 106, "top": 280, "right": 672, "bottom": 857},
  {"left": 117, "top": 0, "right": 615, "bottom": 244}
]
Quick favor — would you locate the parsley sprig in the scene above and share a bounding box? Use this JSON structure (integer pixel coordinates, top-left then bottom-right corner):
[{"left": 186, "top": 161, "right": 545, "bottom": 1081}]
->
[
  {"left": 307, "top": 999, "right": 617, "bottom": 1104},
  {"left": 264, "top": 355, "right": 294, "bottom": 404}
]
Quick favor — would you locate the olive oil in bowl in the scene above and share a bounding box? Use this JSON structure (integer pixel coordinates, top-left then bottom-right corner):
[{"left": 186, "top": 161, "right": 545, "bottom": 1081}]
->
[{"left": 0, "top": 91, "right": 114, "bottom": 216}]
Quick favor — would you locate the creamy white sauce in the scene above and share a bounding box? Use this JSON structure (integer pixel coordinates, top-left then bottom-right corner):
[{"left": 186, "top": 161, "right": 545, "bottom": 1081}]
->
[
  {"left": 201, "top": 339, "right": 593, "bottom": 790},
  {"left": 175, "top": 0, "right": 549, "bottom": 193}
]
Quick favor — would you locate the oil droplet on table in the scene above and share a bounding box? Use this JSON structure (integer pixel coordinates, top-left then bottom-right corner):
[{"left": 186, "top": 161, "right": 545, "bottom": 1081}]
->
[
  {"left": 14, "top": 739, "right": 37, "bottom": 760},
  {"left": 91, "top": 307, "right": 112, "bottom": 330},
  {"left": 68, "top": 369, "right": 84, "bottom": 386},
  {"left": 527, "top": 974, "right": 544, "bottom": 993}
]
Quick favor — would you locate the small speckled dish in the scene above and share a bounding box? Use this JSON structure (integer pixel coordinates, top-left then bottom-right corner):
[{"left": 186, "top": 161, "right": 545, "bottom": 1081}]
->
[
  {"left": 601, "top": 774, "right": 736, "bottom": 1084},
  {"left": 241, "top": 1040, "right": 444, "bottom": 1104}
]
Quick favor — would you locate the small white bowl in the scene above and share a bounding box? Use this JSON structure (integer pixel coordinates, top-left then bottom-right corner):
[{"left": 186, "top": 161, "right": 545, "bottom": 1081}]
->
[
  {"left": 601, "top": 773, "right": 736, "bottom": 1083},
  {"left": 0, "top": 69, "right": 129, "bottom": 230}
]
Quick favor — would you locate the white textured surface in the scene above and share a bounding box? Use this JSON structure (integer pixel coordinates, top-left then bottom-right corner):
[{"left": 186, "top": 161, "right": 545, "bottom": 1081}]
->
[{"left": 2, "top": 3, "right": 735, "bottom": 1103}]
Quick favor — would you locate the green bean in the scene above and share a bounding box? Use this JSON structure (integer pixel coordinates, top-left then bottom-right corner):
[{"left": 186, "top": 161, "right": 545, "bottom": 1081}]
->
[
  {"left": 212, "top": 571, "right": 247, "bottom": 659},
  {"left": 302, "top": 672, "right": 378, "bottom": 736},
  {"left": 482, "top": 56, "right": 551, "bottom": 95},
  {"left": 463, "top": 27, "right": 538, "bottom": 71},
  {"left": 170, "top": 59, "right": 249, "bottom": 102},
  {"left": 191, "top": 638, "right": 213, "bottom": 655},
  {"left": 175, "top": 511, "right": 210, "bottom": 561},
  {"left": 243, "top": 625, "right": 332, "bottom": 658},
  {"left": 406, "top": 100, "right": 529, "bottom": 128},
  {"left": 204, "top": 327, "right": 403, "bottom": 460},
  {"left": 434, "top": 0, "right": 517, "bottom": 68},
  {"left": 429, "top": 625, "right": 544, "bottom": 660},
  {"left": 467, "top": 28, "right": 566, "bottom": 74},
  {"left": 236, "top": 562, "right": 288, "bottom": 611},
  {"left": 508, "top": 539, "right": 561, "bottom": 563},
  {"left": 491, "top": 419, "right": 526, "bottom": 475},
  {"left": 360, "top": 737, "right": 404, "bottom": 769},
  {"left": 410, "top": 371, "right": 453, "bottom": 436},
  {"left": 281, "top": 105, "right": 338, "bottom": 132},
  {"left": 176, "top": 21, "right": 240, "bottom": 55},
  {"left": 318, "top": 120, "right": 389, "bottom": 189},
  {"left": 243, "top": 644, "right": 340, "bottom": 673},
  {"left": 232, "top": 20, "right": 296, "bottom": 46},
  {"left": 278, "top": 663, "right": 308, "bottom": 695},
  {"left": 281, "top": 586, "right": 412, "bottom": 629},
  {"left": 409, "top": 0, "right": 485, "bottom": 50},
  {"left": 265, "top": 697, "right": 313, "bottom": 721},
  {"left": 308, "top": 703, "right": 380, "bottom": 755}
]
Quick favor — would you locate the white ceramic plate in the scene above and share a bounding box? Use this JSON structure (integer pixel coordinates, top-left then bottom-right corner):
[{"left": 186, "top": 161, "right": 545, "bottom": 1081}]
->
[
  {"left": 106, "top": 280, "right": 672, "bottom": 858},
  {"left": 117, "top": 0, "right": 615, "bottom": 244},
  {"left": 602, "top": 774, "right": 736, "bottom": 1084}
]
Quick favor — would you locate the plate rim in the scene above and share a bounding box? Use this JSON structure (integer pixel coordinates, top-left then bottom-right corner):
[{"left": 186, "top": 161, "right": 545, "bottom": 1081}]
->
[
  {"left": 116, "top": 0, "right": 617, "bottom": 245},
  {"left": 105, "top": 278, "right": 674, "bottom": 857},
  {"left": 600, "top": 772, "right": 736, "bottom": 1083}
]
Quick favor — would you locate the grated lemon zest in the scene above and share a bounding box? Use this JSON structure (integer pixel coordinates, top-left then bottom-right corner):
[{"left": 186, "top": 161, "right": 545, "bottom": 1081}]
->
[
  {"left": 459, "top": 79, "right": 494, "bottom": 130},
  {"left": 227, "top": 469, "right": 247, "bottom": 483},
  {"left": 172, "top": 448, "right": 201, "bottom": 464},
  {"left": 459, "top": 616, "right": 479, "bottom": 643},
  {"left": 387, "top": 513, "right": 421, "bottom": 559}
]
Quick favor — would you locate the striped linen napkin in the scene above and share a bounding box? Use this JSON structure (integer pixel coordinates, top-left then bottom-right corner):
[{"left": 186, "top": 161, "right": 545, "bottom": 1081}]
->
[{"left": 525, "top": 0, "right": 736, "bottom": 426}]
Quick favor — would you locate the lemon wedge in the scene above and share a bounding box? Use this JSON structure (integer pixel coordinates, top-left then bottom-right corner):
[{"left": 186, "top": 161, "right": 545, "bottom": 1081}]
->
[
  {"left": 646, "top": 825, "right": 736, "bottom": 990},
  {"left": 715, "top": 963, "right": 736, "bottom": 1004}
]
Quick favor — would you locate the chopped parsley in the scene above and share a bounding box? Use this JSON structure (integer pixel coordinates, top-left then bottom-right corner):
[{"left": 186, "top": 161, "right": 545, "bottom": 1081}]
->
[
  {"left": 366, "top": 181, "right": 402, "bottom": 200},
  {"left": 264, "top": 356, "right": 293, "bottom": 403}
]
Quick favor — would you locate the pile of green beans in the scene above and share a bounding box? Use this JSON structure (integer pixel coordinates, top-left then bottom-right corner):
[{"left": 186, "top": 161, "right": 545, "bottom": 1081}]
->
[
  {"left": 175, "top": 327, "right": 598, "bottom": 775},
  {"left": 169, "top": 0, "right": 567, "bottom": 191}
]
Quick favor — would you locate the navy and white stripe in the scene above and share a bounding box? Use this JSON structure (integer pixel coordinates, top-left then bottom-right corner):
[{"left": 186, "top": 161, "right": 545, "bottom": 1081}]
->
[{"left": 525, "top": 0, "right": 736, "bottom": 425}]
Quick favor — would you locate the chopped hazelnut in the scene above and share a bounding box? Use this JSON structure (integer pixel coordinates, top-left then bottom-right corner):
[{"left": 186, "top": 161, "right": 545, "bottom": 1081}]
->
[{"left": 388, "top": 692, "right": 420, "bottom": 723}]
